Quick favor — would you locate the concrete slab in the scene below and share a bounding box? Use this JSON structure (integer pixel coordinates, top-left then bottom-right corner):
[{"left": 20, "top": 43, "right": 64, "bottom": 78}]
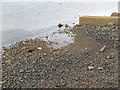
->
[{"left": 79, "top": 16, "right": 120, "bottom": 25}]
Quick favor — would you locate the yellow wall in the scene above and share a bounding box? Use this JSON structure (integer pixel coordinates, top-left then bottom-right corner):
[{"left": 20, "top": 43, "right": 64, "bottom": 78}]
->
[{"left": 79, "top": 16, "right": 120, "bottom": 25}]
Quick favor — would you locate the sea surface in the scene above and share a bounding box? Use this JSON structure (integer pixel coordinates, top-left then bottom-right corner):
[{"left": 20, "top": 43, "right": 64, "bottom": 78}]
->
[{"left": 1, "top": 2, "right": 118, "bottom": 46}]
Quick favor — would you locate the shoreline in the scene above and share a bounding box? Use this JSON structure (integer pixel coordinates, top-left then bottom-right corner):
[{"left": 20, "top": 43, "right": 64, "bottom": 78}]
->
[{"left": 2, "top": 24, "right": 119, "bottom": 88}]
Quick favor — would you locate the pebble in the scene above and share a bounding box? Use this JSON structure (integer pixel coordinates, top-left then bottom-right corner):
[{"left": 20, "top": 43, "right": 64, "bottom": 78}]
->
[
  {"left": 64, "top": 50, "right": 68, "bottom": 53},
  {"left": 43, "top": 53, "right": 47, "bottom": 56},
  {"left": 5, "top": 60, "right": 11, "bottom": 64},
  {"left": 37, "top": 47, "right": 42, "bottom": 50},
  {"left": 106, "top": 54, "right": 113, "bottom": 59},
  {"left": 61, "top": 82, "right": 66, "bottom": 86},
  {"left": 0, "top": 81, "right": 5, "bottom": 84},
  {"left": 46, "top": 36, "right": 48, "bottom": 38},
  {"left": 88, "top": 65, "right": 94, "bottom": 70},
  {"left": 99, "top": 46, "right": 106, "bottom": 52},
  {"left": 98, "top": 67, "right": 103, "bottom": 70},
  {"left": 58, "top": 23, "right": 63, "bottom": 28},
  {"left": 19, "top": 69, "right": 24, "bottom": 73},
  {"left": 65, "top": 24, "right": 69, "bottom": 28}
]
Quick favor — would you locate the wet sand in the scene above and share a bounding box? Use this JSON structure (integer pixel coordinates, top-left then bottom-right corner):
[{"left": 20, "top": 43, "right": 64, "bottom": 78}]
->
[{"left": 1, "top": 24, "right": 119, "bottom": 88}]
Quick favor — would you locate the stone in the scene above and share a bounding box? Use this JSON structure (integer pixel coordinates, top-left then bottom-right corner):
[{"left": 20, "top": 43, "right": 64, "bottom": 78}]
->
[
  {"left": 37, "top": 47, "right": 42, "bottom": 50},
  {"left": 46, "top": 36, "right": 48, "bottom": 38},
  {"left": 98, "top": 67, "right": 103, "bottom": 70},
  {"left": 99, "top": 46, "right": 106, "bottom": 52},
  {"left": 65, "top": 24, "right": 69, "bottom": 28},
  {"left": 88, "top": 65, "right": 94, "bottom": 70},
  {"left": 19, "top": 69, "right": 24, "bottom": 73},
  {"left": 43, "top": 53, "right": 47, "bottom": 56},
  {"left": 5, "top": 60, "right": 11, "bottom": 64},
  {"left": 58, "top": 23, "right": 63, "bottom": 28},
  {"left": 106, "top": 54, "right": 113, "bottom": 59},
  {"left": 111, "top": 12, "right": 120, "bottom": 17}
]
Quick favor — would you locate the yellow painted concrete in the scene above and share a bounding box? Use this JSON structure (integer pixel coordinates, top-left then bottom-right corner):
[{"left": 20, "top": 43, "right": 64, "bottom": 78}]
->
[{"left": 79, "top": 16, "right": 120, "bottom": 25}]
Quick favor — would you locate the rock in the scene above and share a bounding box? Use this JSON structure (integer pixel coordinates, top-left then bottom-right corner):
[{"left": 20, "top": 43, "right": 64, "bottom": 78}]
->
[
  {"left": 111, "top": 12, "right": 120, "bottom": 17},
  {"left": 19, "top": 69, "right": 24, "bottom": 73},
  {"left": 5, "top": 60, "right": 11, "bottom": 64},
  {"left": 99, "top": 46, "right": 106, "bottom": 52},
  {"left": 108, "top": 22, "right": 114, "bottom": 26},
  {"left": 46, "top": 36, "right": 48, "bottom": 38},
  {"left": 98, "top": 67, "right": 103, "bottom": 70},
  {"left": 0, "top": 81, "right": 5, "bottom": 84},
  {"left": 43, "top": 53, "right": 47, "bottom": 56},
  {"left": 75, "top": 24, "right": 81, "bottom": 27},
  {"left": 37, "top": 47, "right": 42, "bottom": 50},
  {"left": 64, "top": 50, "right": 68, "bottom": 53},
  {"left": 61, "top": 82, "right": 66, "bottom": 86},
  {"left": 106, "top": 54, "right": 113, "bottom": 59},
  {"left": 65, "top": 24, "right": 69, "bottom": 28},
  {"left": 88, "top": 65, "right": 94, "bottom": 70},
  {"left": 58, "top": 23, "right": 63, "bottom": 28}
]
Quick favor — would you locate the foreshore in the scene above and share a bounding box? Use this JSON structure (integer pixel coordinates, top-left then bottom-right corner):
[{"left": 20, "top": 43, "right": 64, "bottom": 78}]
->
[{"left": 2, "top": 24, "right": 119, "bottom": 88}]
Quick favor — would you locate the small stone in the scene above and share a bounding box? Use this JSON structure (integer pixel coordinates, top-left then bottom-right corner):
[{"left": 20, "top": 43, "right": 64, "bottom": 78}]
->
[
  {"left": 99, "top": 46, "right": 106, "bottom": 52},
  {"left": 108, "top": 22, "right": 114, "bottom": 26},
  {"left": 98, "top": 67, "right": 103, "bottom": 70},
  {"left": 24, "top": 76, "right": 27, "bottom": 79},
  {"left": 105, "top": 60, "right": 108, "bottom": 63},
  {"left": 0, "top": 81, "right": 5, "bottom": 84},
  {"left": 88, "top": 65, "right": 94, "bottom": 70},
  {"left": 105, "top": 76, "right": 109, "bottom": 80},
  {"left": 19, "top": 69, "right": 24, "bottom": 73},
  {"left": 37, "top": 47, "right": 42, "bottom": 50},
  {"left": 58, "top": 23, "right": 63, "bottom": 28},
  {"left": 61, "top": 82, "right": 66, "bottom": 86},
  {"left": 5, "top": 60, "right": 11, "bottom": 64},
  {"left": 64, "top": 50, "right": 68, "bottom": 53},
  {"left": 55, "top": 42, "right": 58, "bottom": 44},
  {"left": 106, "top": 54, "right": 113, "bottom": 59},
  {"left": 65, "top": 24, "right": 69, "bottom": 28},
  {"left": 43, "top": 53, "right": 47, "bottom": 56},
  {"left": 46, "top": 36, "right": 48, "bottom": 38}
]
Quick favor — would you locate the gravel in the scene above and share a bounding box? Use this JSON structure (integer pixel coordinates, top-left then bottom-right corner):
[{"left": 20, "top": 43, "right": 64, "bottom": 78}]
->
[{"left": 2, "top": 24, "right": 119, "bottom": 88}]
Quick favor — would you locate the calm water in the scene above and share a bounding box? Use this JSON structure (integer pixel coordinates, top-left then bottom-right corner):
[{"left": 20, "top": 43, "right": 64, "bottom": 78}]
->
[{"left": 1, "top": 2, "right": 118, "bottom": 46}]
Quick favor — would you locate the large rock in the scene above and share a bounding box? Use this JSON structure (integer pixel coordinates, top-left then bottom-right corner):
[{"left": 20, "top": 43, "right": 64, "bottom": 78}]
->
[{"left": 111, "top": 12, "right": 120, "bottom": 17}]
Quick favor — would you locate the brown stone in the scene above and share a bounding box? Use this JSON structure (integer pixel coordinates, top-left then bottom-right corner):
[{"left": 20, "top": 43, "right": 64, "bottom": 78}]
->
[{"left": 111, "top": 12, "right": 120, "bottom": 17}]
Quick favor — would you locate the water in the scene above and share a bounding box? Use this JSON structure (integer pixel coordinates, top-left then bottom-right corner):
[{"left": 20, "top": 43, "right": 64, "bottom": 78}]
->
[{"left": 1, "top": 2, "right": 118, "bottom": 47}]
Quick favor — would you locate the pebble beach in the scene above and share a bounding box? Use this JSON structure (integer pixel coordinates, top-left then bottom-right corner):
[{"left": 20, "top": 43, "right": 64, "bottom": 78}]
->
[{"left": 1, "top": 24, "right": 119, "bottom": 88}]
